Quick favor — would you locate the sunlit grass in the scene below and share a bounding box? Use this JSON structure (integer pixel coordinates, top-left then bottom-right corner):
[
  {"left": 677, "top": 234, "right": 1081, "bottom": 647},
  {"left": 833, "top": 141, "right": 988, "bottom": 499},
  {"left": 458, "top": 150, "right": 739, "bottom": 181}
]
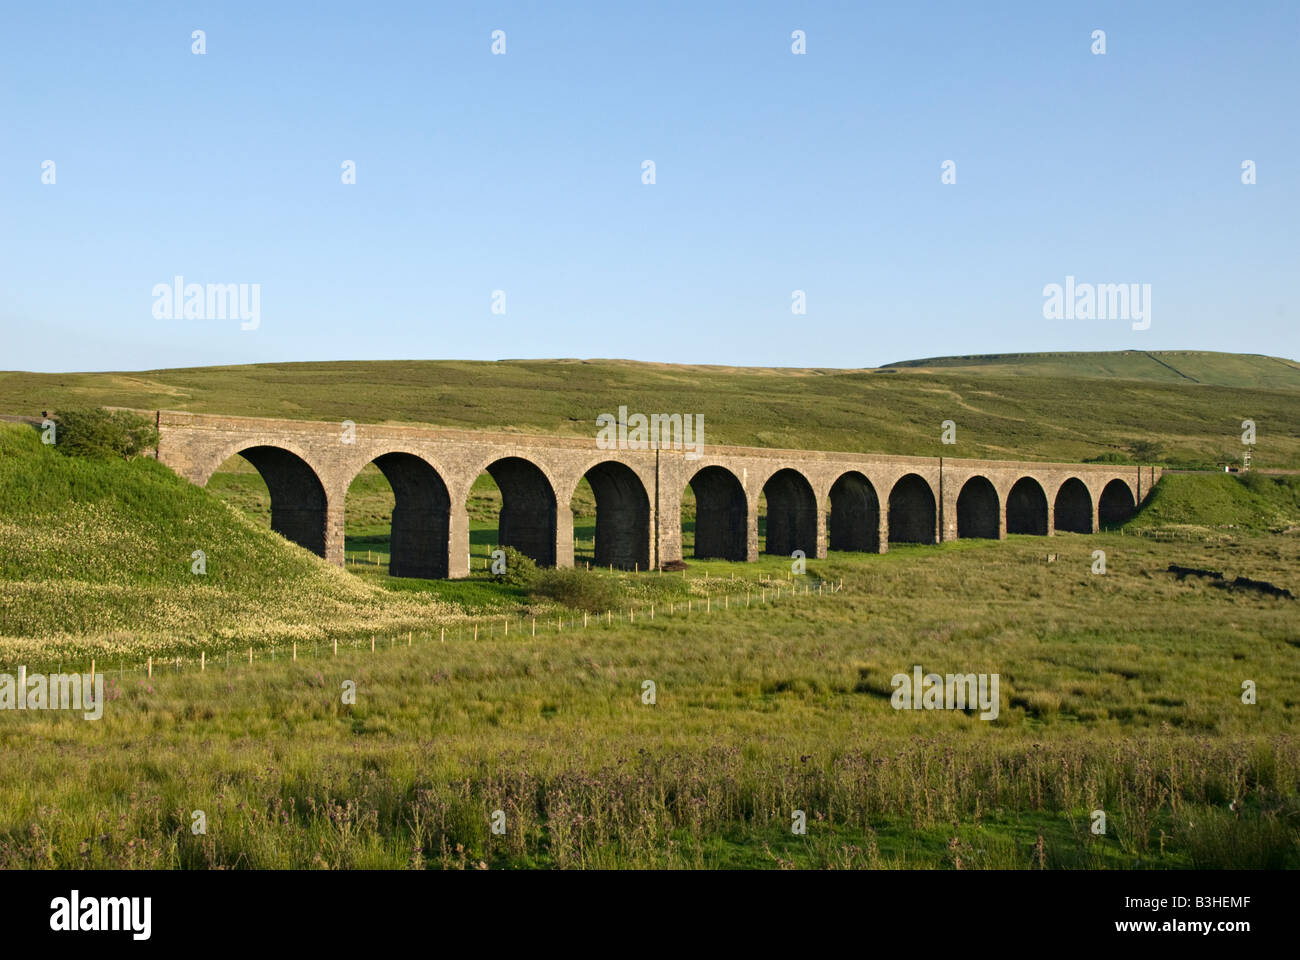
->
[{"left": 3, "top": 420, "right": 1298, "bottom": 868}]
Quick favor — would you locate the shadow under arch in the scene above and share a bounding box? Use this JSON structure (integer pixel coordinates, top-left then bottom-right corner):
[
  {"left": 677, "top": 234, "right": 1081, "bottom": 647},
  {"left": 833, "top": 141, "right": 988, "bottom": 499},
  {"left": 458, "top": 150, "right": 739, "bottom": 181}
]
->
[
  {"left": 1006, "top": 477, "right": 1048, "bottom": 535},
  {"left": 686, "top": 465, "right": 747, "bottom": 561},
  {"left": 828, "top": 471, "right": 880, "bottom": 552},
  {"left": 582, "top": 460, "right": 650, "bottom": 570},
  {"left": 1054, "top": 477, "right": 1093, "bottom": 533},
  {"left": 888, "top": 473, "right": 937, "bottom": 544},
  {"left": 761, "top": 468, "right": 818, "bottom": 556},
  {"left": 486, "top": 456, "right": 557, "bottom": 566},
  {"left": 1098, "top": 478, "right": 1136, "bottom": 527},
  {"left": 233, "top": 445, "right": 328, "bottom": 557},
  {"left": 360, "top": 452, "right": 453, "bottom": 579},
  {"left": 956, "top": 476, "right": 1000, "bottom": 539}
]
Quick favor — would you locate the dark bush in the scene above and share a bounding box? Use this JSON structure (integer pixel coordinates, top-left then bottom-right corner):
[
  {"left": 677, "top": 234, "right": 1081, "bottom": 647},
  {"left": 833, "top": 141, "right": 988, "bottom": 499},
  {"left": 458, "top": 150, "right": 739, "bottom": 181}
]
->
[
  {"left": 1127, "top": 440, "right": 1164, "bottom": 462},
  {"left": 1083, "top": 452, "right": 1131, "bottom": 465},
  {"left": 52, "top": 407, "right": 158, "bottom": 460}
]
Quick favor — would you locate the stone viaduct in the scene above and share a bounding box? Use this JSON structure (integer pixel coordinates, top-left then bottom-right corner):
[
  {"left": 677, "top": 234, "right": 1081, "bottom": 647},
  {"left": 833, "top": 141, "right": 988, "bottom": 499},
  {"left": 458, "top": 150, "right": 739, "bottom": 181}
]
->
[{"left": 152, "top": 411, "right": 1161, "bottom": 579}]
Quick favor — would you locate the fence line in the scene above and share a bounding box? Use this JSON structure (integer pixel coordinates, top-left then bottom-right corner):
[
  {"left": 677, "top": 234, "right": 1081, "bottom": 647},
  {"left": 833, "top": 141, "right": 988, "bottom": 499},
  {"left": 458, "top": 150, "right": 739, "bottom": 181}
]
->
[{"left": 3, "top": 576, "right": 846, "bottom": 682}]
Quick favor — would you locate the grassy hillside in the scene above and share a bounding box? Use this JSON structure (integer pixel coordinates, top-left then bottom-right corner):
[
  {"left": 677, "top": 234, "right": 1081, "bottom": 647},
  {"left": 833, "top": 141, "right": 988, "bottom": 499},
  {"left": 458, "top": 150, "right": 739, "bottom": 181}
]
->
[
  {"left": 1126, "top": 472, "right": 1300, "bottom": 534},
  {"left": 883, "top": 350, "right": 1300, "bottom": 390},
  {"left": 2, "top": 352, "right": 1298, "bottom": 467},
  {"left": 0, "top": 422, "right": 449, "bottom": 661}
]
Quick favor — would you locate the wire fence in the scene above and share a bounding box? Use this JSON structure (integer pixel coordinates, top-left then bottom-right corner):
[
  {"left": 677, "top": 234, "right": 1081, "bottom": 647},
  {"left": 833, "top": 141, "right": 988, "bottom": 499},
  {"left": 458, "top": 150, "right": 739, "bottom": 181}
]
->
[
  {"left": 2, "top": 575, "right": 847, "bottom": 683},
  {"left": 1117, "top": 526, "right": 1241, "bottom": 543},
  {"left": 345, "top": 550, "right": 390, "bottom": 567},
  {"left": 348, "top": 541, "right": 614, "bottom": 571}
]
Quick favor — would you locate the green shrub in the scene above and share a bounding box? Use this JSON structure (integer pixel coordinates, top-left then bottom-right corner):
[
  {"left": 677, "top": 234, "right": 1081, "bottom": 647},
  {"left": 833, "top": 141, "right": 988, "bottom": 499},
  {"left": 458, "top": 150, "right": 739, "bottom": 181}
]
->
[
  {"left": 529, "top": 567, "right": 622, "bottom": 612},
  {"left": 52, "top": 407, "right": 158, "bottom": 460},
  {"left": 1127, "top": 440, "right": 1164, "bottom": 462},
  {"left": 494, "top": 546, "right": 537, "bottom": 586},
  {"left": 1083, "top": 452, "right": 1132, "bottom": 465}
]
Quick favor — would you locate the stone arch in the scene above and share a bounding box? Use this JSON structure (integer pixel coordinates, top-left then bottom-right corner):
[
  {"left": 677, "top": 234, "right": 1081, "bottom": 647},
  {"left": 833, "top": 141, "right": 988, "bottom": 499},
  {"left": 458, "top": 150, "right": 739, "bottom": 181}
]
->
[
  {"left": 1098, "top": 478, "right": 1136, "bottom": 527},
  {"left": 1053, "top": 477, "right": 1093, "bottom": 533},
  {"left": 828, "top": 471, "right": 880, "bottom": 552},
  {"left": 230, "top": 445, "right": 328, "bottom": 557},
  {"left": 888, "top": 473, "right": 937, "bottom": 544},
  {"left": 686, "top": 465, "right": 747, "bottom": 561},
  {"left": 352, "top": 452, "right": 452, "bottom": 579},
  {"left": 1006, "top": 477, "right": 1048, "bottom": 535},
  {"left": 195, "top": 435, "right": 322, "bottom": 488},
  {"left": 761, "top": 468, "right": 818, "bottom": 556},
  {"left": 956, "top": 476, "right": 1000, "bottom": 539},
  {"left": 582, "top": 460, "right": 650, "bottom": 570},
  {"left": 485, "top": 456, "right": 557, "bottom": 566}
]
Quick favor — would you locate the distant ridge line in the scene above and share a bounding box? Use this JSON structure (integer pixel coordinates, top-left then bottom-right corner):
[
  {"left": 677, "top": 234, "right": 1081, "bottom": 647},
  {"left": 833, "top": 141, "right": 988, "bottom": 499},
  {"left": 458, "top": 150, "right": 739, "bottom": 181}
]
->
[{"left": 1142, "top": 351, "right": 1200, "bottom": 384}]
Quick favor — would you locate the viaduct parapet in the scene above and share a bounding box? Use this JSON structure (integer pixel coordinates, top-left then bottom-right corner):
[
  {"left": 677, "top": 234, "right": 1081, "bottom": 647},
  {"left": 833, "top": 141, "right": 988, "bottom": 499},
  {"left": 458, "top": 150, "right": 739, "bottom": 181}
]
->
[{"left": 153, "top": 410, "right": 1161, "bottom": 578}]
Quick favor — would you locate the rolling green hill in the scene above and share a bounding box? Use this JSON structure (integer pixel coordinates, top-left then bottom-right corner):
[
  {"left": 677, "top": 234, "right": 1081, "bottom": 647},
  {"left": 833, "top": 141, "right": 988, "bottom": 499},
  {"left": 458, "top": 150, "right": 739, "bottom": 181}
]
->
[
  {"left": 0, "top": 421, "right": 448, "bottom": 661},
  {"left": 1, "top": 351, "right": 1298, "bottom": 467},
  {"left": 882, "top": 350, "right": 1300, "bottom": 390}
]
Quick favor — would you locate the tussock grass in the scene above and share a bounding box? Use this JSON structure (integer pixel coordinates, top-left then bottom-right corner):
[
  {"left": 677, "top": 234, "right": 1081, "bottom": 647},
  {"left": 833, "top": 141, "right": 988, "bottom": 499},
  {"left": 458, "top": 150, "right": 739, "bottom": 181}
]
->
[{"left": 0, "top": 617, "right": 1294, "bottom": 868}]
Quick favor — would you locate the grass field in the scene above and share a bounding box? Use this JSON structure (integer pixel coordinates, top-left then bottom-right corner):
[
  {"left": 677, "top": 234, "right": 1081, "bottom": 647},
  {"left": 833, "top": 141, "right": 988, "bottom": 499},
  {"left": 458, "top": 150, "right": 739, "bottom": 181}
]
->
[
  {"left": 3, "top": 351, "right": 1299, "bottom": 468},
  {"left": 0, "top": 524, "right": 1295, "bottom": 868},
  {"left": 2, "top": 350, "right": 1298, "bottom": 870},
  {"left": 1, "top": 409, "right": 1298, "bottom": 868}
]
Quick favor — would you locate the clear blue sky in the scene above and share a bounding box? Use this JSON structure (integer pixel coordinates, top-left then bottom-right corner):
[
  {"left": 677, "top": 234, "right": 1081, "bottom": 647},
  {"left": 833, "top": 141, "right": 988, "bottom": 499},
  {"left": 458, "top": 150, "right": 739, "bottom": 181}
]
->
[{"left": 2, "top": 0, "right": 1296, "bottom": 372}]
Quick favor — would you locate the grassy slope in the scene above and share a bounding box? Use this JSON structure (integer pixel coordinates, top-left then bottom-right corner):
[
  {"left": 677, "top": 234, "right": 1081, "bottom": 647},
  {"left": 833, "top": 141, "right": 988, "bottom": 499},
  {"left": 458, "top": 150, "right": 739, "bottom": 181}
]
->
[
  {"left": 883, "top": 349, "right": 1300, "bottom": 390},
  {"left": 1128, "top": 472, "right": 1300, "bottom": 533},
  {"left": 0, "top": 422, "right": 449, "bottom": 660},
  {"left": 2, "top": 352, "right": 1298, "bottom": 467}
]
